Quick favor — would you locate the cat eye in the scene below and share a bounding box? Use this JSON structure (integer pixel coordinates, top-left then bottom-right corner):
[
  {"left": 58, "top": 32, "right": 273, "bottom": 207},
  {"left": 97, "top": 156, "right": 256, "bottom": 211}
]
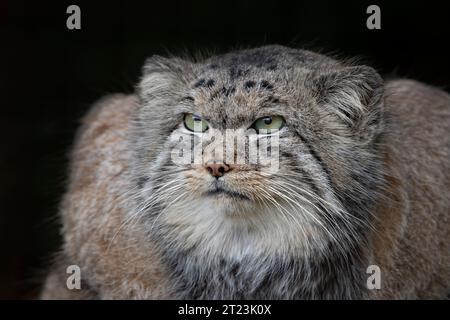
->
[
  {"left": 184, "top": 113, "right": 209, "bottom": 132},
  {"left": 251, "top": 116, "right": 285, "bottom": 134}
]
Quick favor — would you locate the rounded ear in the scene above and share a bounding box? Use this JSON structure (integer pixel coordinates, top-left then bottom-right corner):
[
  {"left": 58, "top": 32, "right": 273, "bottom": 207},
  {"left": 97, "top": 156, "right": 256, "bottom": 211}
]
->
[
  {"left": 138, "top": 55, "right": 192, "bottom": 100},
  {"left": 312, "top": 65, "right": 384, "bottom": 131},
  {"left": 314, "top": 65, "right": 384, "bottom": 107}
]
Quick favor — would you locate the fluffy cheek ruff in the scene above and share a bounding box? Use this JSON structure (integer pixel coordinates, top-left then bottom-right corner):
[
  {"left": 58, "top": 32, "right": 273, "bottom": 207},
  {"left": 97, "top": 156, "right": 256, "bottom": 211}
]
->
[
  {"left": 138, "top": 172, "right": 367, "bottom": 299},
  {"left": 141, "top": 170, "right": 337, "bottom": 262}
]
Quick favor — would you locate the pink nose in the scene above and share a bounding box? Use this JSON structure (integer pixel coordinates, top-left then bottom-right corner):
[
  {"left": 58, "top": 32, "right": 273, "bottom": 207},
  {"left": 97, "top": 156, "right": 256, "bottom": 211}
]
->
[{"left": 204, "top": 161, "right": 230, "bottom": 178}]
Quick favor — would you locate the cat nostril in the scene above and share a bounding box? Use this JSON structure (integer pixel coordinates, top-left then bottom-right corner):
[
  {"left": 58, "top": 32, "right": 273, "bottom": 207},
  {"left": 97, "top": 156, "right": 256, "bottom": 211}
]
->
[{"left": 204, "top": 161, "right": 230, "bottom": 178}]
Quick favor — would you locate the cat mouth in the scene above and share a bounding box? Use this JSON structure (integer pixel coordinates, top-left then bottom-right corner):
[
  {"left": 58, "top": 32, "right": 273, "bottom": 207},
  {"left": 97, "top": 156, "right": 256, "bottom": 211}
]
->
[{"left": 205, "top": 186, "right": 251, "bottom": 201}]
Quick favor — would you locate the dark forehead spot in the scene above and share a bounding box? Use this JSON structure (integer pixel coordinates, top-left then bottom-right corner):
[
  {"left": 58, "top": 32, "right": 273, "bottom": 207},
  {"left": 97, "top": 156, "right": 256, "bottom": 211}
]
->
[
  {"left": 229, "top": 66, "right": 247, "bottom": 80},
  {"left": 244, "top": 80, "right": 256, "bottom": 90},
  {"left": 220, "top": 86, "right": 236, "bottom": 97},
  {"left": 266, "top": 96, "right": 279, "bottom": 103},
  {"left": 208, "top": 85, "right": 236, "bottom": 101},
  {"left": 267, "top": 64, "right": 277, "bottom": 71},
  {"left": 208, "top": 64, "right": 219, "bottom": 69},
  {"left": 183, "top": 96, "right": 195, "bottom": 102},
  {"left": 206, "top": 79, "right": 215, "bottom": 87},
  {"left": 260, "top": 80, "right": 274, "bottom": 90},
  {"left": 193, "top": 79, "right": 206, "bottom": 88}
]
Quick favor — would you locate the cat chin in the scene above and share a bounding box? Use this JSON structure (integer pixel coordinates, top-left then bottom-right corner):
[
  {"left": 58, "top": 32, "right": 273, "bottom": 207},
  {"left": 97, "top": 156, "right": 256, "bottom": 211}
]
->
[
  {"left": 153, "top": 195, "right": 325, "bottom": 259},
  {"left": 201, "top": 193, "right": 256, "bottom": 216}
]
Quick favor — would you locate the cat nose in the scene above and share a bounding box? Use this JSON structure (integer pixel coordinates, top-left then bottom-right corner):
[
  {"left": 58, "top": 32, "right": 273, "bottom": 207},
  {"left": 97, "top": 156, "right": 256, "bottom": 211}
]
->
[{"left": 204, "top": 161, "right": 230, "bottom": 178}]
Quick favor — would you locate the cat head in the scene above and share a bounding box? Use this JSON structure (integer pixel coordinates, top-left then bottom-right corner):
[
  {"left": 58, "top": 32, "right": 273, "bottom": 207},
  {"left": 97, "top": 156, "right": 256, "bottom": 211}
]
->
[{"left": 131, "top": 45, "right": 385, "bottom": 258}]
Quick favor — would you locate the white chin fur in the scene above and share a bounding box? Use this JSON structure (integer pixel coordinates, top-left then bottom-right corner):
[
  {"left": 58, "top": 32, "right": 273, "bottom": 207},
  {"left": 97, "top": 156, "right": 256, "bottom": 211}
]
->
[{"left": 153, "top": 196, "right": 327, "bottom": 260}]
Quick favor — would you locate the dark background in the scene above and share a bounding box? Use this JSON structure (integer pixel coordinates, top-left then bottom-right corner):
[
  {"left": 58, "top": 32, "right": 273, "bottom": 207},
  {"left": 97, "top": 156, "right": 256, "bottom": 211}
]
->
[{"left": 1, "top": 0, "right": 449, "bottom": 299}]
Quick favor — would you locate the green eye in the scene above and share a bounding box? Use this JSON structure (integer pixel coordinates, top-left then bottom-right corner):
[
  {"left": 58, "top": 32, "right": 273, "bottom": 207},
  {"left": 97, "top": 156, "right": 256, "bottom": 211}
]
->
[
  {"left": 252, "top": 116, "right": 285, "bottom": 134},
  {"left": 184, "top": 113, "right": 209, "bottom": 132}
]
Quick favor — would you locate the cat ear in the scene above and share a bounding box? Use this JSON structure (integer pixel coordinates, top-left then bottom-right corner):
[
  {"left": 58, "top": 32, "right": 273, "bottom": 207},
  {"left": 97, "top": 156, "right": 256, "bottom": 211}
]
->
[
  {"left": 139, "top": 55, "right": 191, "bottom": 100},
  {"left": 312, "top": 65, "right": 384, "bottom": 131}
]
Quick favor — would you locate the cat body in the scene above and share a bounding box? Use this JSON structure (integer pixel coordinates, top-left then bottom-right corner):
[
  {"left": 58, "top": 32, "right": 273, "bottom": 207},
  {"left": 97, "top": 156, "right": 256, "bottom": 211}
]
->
[{"left": 42, "top": 46, "right": 450, "bottom": 299}]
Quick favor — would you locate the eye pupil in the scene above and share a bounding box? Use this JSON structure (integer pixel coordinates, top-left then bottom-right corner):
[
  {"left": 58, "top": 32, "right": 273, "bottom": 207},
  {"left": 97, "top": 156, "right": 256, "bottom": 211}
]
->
[
  {"left": 252, "top": 115, "right": 285, "bottom": 134},
  {"left": 184, "top": 114, "right": 209, "bottom": 132}
]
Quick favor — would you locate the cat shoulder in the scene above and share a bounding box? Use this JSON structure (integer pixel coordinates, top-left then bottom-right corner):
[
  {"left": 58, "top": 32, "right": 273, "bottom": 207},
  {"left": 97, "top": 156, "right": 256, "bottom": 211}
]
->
[{"left": 75, "top": 94, "right": 138, "bottom": 146}]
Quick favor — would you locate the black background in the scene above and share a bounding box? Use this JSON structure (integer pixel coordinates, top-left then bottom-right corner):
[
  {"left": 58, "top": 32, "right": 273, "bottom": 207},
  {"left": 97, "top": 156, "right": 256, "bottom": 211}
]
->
[{"left": 1, "top": 0, "right": 449, "bottom": 299}]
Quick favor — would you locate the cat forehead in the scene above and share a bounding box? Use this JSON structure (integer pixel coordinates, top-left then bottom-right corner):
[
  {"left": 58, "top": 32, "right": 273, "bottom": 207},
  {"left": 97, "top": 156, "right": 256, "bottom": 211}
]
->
[
  {"left": 187, "top": 46, "right": 336, "bottom": 98},
  {"left": 201, "top": 45, "right": 330, "bottom": 71},
  {"left": 183, "top": 48, "right": 326, "bottom": 126},
  {"left": 191, "top": 48, "right": 322, "bottom": 83},
  {"left": 187, "top": 67, "right": 286, "bottom": 127}
]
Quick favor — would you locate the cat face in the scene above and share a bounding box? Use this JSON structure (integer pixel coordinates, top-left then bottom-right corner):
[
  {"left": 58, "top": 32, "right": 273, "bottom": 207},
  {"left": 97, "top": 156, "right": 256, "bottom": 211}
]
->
[{"left": 132, "top": 46, "right": 385, "bottom": 258}]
